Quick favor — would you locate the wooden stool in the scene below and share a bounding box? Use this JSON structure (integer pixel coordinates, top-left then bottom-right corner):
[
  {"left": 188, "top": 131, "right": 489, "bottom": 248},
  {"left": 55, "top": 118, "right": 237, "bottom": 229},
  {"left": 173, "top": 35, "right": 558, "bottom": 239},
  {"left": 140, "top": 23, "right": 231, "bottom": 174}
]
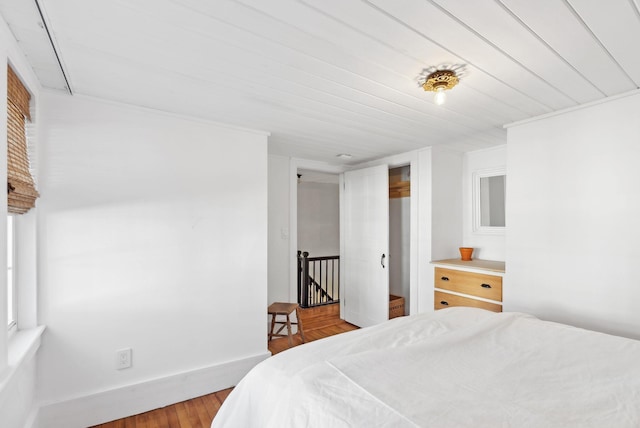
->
[{"left": 268, "top": 302, "right": 306, "bottom": 346}]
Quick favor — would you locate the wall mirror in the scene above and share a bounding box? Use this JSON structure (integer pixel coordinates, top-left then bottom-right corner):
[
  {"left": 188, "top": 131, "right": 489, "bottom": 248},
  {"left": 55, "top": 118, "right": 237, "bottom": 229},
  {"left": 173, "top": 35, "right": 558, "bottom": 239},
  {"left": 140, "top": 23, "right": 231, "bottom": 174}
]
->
[{"left": 472, "top": 167, "right": 506, "bottom": 234}]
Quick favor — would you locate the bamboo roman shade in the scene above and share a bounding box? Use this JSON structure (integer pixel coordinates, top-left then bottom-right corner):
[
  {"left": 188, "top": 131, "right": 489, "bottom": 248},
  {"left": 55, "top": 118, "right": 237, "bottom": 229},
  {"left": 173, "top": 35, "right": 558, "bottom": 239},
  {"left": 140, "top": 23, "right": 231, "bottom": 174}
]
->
[{"left": 7, "top": 64, "right": 38, "bottom": 214}]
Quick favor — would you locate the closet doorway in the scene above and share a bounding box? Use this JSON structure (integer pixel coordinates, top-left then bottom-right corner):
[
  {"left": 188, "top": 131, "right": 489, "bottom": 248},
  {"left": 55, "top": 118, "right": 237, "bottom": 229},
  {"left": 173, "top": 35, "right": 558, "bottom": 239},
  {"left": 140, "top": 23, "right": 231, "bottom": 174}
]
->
[
  {"left": 341, "top": 164, "right": 411, "bottom": 327},
  {"left": 389, "top": 166, "right": 410, "bottom": 316}
]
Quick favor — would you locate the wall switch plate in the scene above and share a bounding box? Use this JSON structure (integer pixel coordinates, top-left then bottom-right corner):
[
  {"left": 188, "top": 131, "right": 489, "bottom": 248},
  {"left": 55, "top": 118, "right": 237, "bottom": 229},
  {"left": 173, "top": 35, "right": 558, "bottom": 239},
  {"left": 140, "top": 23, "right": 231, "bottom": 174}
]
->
[{"left": 116, "top": 348, "right": 132, "bottom": 370}]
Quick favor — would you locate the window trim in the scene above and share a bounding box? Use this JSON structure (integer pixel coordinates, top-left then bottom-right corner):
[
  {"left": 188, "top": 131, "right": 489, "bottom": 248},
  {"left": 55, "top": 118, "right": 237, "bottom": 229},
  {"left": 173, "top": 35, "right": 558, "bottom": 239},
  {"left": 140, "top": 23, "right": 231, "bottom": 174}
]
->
[{"left": 7, "top": 214, "right": 16, "bottom": 334}]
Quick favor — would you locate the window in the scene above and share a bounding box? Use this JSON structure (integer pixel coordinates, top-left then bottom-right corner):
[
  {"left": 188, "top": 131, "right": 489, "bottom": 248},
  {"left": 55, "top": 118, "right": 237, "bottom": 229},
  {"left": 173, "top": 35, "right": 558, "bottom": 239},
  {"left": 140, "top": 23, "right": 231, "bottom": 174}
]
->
[
  {"left": 6, "top": 64, "right": 37, "bottom": 333},
  {"left": 7, "top": 215, "right": 15, "bottom": 330}
]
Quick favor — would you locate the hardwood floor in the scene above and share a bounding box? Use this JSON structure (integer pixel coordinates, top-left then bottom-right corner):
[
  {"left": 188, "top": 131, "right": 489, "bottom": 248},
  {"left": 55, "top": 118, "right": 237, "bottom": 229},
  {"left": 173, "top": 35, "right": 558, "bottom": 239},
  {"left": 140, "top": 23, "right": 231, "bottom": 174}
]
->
[
  {"left": 269, "top": 303, "right": 358, "bottom": 355},
  {"left": 91, "top": 389, "right": 233, "bottom": 428},
  {"left": 91, "top": 304, "right": 357, "bottom": 428}
]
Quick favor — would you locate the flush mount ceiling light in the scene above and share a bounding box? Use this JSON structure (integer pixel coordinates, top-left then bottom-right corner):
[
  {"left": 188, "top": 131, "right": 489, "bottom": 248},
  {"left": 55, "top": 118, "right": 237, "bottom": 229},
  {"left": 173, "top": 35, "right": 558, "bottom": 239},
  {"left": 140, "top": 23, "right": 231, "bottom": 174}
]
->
[
  {"left": 336, "top": 153, "right": 353, "bottom": 159},
  {"left": 417, "top": 64, "right": 466, "bottom": 106},
  {"left": 422, "top": 70, "right": 458, "bottom": 105}
]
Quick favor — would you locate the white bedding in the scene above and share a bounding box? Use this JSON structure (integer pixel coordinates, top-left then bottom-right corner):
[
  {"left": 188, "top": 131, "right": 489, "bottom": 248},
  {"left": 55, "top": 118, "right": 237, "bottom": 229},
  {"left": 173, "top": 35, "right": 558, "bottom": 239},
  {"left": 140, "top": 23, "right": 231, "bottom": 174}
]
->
[{"left": 211, "top": 307, "right": 640, "bottom": 427}]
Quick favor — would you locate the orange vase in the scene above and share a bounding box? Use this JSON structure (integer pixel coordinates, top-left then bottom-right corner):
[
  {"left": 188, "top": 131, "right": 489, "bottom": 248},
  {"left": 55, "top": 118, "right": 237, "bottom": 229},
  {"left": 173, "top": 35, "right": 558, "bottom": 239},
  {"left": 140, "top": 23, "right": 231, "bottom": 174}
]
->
[{"left": 459, "top": 247, "right": 473, "bottom": 261}]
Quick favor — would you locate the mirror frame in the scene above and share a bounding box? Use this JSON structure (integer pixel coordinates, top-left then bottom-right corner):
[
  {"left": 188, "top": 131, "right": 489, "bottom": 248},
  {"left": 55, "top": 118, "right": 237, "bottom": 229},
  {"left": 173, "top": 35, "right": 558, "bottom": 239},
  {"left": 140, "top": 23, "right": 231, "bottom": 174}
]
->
[{"left": 472, "top": 167, "right": 506, "bottom": 235}]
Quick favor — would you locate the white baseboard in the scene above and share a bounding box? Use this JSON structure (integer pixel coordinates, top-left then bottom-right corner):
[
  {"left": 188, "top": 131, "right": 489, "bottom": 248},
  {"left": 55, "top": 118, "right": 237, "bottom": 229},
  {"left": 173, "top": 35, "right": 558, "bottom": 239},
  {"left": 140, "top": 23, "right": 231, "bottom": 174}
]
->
[{"left": 34, "top": 352, "right": 270, "bottom": 428}]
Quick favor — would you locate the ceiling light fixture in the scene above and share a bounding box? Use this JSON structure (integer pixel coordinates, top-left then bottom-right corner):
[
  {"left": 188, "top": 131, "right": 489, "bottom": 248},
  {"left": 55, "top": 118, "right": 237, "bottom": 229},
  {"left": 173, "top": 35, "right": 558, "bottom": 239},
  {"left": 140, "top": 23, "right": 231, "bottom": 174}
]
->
[
  {"left": 417, "top": 64, "right": 466, "bottom": 106},
  {"left": 422, "top": 69, "right": 459, "bottom": 105},
  {"left": 336, "top": 153, "right": 353, "bottom": 159}
]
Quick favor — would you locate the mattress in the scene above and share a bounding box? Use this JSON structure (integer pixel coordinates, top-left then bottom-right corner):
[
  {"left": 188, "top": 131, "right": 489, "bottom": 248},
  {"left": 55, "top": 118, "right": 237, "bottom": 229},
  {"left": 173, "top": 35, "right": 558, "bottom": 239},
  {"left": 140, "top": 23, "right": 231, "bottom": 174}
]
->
[{"left": 211, "top": 307, "right": 640, "bottom": 427}]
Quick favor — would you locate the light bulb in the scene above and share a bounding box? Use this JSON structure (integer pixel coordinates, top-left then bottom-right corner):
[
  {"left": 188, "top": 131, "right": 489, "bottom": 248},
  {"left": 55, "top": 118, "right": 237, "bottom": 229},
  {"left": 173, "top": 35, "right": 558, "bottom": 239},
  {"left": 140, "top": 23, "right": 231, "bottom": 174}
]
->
[{"left": 434, "top": 87, "right": 446, "bottom": 105}]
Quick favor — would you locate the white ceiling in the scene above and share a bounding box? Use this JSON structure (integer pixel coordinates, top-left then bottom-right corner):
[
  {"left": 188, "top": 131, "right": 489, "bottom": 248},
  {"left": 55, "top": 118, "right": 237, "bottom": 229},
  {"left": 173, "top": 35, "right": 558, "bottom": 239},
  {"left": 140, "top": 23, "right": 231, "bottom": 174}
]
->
[{"left": 1, "top": 0, "right": 639, "bottom": 165}]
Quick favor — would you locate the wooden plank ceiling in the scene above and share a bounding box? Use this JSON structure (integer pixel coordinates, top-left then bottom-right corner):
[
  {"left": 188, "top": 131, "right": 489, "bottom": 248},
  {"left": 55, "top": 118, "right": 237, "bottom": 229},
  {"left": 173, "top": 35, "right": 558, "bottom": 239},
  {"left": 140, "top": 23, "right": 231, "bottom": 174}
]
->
[{"left": 1, "top": 0, "right": 638, "bottom": 164}]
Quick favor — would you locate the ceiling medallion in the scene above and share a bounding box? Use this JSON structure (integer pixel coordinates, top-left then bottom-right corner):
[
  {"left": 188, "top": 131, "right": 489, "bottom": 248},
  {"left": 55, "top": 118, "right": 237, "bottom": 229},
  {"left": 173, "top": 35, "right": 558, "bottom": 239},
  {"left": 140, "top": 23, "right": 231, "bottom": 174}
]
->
[
  {"left": 417, "top": 64, "right": 466, "bottom": 106},
  {"left": 422, "top": 70, "right": 459, "bottom": 92}
]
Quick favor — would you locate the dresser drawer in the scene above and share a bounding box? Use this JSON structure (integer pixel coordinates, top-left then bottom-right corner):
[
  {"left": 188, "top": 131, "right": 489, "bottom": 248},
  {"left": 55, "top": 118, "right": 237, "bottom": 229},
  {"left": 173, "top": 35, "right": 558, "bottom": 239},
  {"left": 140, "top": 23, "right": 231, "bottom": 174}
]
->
[
  {"left": 434, "top": 291, "right": 502, "bottom": 312},
  {"left": 434, "top": 267, "right": 502, "bottom": 301}
]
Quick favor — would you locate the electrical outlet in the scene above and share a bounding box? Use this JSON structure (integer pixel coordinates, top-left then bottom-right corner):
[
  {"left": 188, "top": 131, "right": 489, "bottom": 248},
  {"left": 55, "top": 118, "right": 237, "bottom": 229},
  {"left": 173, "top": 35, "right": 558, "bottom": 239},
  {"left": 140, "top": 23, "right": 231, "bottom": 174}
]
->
[{"left": 116, "top": 348, "right": 132, "bottom": 370}]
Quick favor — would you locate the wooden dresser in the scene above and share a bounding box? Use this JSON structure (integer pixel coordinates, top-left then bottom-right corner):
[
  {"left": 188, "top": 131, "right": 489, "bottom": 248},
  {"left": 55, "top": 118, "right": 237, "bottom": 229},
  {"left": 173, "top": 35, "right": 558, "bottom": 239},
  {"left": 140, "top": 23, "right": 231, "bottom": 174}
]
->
[{"left": 431, "top": 259, "right": 505, "bottom": 312}]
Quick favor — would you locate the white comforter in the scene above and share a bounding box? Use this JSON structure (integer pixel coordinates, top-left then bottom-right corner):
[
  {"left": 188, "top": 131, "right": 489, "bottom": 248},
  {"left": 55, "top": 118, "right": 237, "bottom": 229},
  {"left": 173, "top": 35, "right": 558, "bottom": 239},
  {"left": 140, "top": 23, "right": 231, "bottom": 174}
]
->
[{"left": 212, "top": 307, "right": 640, "bottom": 427}]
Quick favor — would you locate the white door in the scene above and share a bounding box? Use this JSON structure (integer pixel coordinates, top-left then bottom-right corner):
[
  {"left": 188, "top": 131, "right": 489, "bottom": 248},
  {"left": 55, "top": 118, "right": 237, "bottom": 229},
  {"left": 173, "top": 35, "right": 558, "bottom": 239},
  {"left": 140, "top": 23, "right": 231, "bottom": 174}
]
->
[{"left": 342, "top": 165, "right": 389, "bottom": 327}]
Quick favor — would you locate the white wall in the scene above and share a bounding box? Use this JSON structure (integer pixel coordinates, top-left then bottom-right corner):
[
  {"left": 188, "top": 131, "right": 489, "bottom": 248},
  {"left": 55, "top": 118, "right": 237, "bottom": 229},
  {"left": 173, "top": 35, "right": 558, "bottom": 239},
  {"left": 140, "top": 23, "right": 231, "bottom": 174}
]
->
[
  {"left": 0, "top": 14, "right": 44, "bottom": 428},
  {"left": 35, "top": 92, "right": 270, "bottom": 426},
  {"left": 1, "top": 352, "right": 37, "bottom": 428},
  {"left": 430, "top": 145, "right": 464, "bottom": 261},
  {"left": 462, "top": 145, "right": 506, "bottom": 261},
  {"left": 297, "top": 182, "right": 339, "bottom": 257},
  {"left": 267, "top": 155, "right": 291, "bottom": 305},
  {"left": 419, "top": 146, "right": 464, "bottom": 314},
  {"left": 506, "top": 91, "right": 640, "bottom": 339}
]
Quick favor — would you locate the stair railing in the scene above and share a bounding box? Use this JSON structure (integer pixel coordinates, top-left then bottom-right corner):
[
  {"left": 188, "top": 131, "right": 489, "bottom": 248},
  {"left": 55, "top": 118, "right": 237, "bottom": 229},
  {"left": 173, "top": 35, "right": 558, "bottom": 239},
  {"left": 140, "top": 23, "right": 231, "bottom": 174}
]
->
[{"left": 297, "top": 251, "right": 340, "bottom": 308}]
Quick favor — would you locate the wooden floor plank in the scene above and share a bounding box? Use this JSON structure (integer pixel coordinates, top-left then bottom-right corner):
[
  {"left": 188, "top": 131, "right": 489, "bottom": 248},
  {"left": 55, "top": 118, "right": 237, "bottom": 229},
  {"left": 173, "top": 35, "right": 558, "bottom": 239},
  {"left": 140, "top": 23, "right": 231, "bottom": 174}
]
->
[
  {"left": 214, "top": 388, "right": 233, "bottom": 403},
  {"left": 123, "top": 416, "right": 136, "bottom": 428},
  {"left": 199, "top": 395, "right": 216, "bottom": 421},
  {"left": 201, "top": 393, "right": 223, "bottom": 420},
  {"left": 92, "top": 304, "right": 356, "bottom": 428},
  {"left": 151, "top": 408, "right": 170, "bottom": 428},
  {"left": 174, "top": 401, "right": 195, "bottom": 428},
  {"left": 134, "top": 411, "right": 150, "bottom": 428},
  {"left": 190, "top": 397, "right": 212, "bottom": 427},
  {"left": 165, "top": 406, "right": 182, "bottom": 428}
]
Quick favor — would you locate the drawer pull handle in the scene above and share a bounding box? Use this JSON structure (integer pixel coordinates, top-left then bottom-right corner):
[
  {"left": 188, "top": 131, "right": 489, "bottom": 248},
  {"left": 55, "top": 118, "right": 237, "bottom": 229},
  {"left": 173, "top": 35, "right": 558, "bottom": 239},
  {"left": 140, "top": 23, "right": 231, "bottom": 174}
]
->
[
  {"left": 481, "top": 283, "right": 492, "bottom": 288},
  {"left": 440, "top": 301, "right": 449, "bottom": 306},
  {"left": 441, "top": 276, "right": 450, "bottom": 281}
]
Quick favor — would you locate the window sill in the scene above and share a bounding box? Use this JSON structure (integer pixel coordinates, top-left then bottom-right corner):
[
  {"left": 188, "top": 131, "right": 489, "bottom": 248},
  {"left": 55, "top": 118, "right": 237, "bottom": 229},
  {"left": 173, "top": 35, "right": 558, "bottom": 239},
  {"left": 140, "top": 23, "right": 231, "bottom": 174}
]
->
[{"left": 0, "top": 325, "right": 46, "bottom": 390}]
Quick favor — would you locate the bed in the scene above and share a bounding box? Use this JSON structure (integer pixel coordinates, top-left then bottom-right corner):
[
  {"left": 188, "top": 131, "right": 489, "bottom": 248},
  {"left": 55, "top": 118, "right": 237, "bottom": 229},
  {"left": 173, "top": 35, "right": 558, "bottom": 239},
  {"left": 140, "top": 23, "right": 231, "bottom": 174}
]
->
[{"left": 211, "top": 307, "right": 640, "bottom": 427}]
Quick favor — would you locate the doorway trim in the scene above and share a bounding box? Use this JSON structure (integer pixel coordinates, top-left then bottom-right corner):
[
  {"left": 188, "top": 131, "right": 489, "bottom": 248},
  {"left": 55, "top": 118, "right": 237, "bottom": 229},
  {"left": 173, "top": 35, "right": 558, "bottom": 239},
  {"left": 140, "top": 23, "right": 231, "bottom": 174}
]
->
[{"left": 288, "top": 158, "right": 348, "bottom": 305}]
